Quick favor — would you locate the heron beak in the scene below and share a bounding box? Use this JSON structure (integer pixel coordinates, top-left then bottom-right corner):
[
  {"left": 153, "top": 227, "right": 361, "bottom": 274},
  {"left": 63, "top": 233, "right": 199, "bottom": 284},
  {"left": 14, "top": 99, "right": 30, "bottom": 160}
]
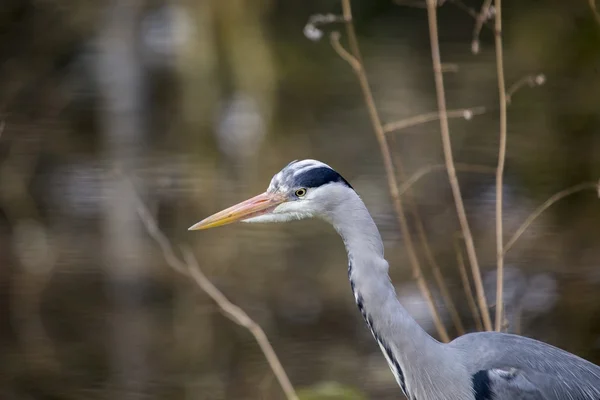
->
[{"left": 188, "top": 192, "right": 287, "bottom": 230}]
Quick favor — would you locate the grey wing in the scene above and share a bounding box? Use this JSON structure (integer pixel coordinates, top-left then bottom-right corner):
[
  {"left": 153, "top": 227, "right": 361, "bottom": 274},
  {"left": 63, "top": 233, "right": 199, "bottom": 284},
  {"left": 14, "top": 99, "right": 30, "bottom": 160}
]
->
[
  {"left": 482, "top": 367, "right": 574, "bottom": 399},
  {"left": 452, "top": 332, "right": 600, "bottom": 400}
]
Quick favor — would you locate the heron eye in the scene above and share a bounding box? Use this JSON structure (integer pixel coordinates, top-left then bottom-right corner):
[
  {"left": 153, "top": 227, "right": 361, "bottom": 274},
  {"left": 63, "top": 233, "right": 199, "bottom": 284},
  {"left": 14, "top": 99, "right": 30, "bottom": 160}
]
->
[{"left": 295, "top": 188, "right": 307, "bottom": 197}]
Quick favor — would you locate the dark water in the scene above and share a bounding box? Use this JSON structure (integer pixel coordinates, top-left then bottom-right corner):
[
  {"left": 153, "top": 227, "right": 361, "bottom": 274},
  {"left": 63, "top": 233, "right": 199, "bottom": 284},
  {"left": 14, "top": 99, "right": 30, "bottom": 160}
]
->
[{"left": 1, "top": 1, "right": 599, "bottom": 399}]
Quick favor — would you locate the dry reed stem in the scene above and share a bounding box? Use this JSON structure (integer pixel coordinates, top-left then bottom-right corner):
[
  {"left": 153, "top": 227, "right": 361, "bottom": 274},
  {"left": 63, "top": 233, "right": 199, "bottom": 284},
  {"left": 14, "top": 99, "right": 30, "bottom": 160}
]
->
[
  {"left": 383, "top": 106, "right": 486, "bottom": 133},
  {"left": 503, "top": 181, "right": 600, "bottom": 255},
  {"left": 453, "top": 235, "right": 484, "bottom": 331},
  {"left": 493, "top": 0, "right": 508, "bottom": 332},
  {"left": 330, "top": 32, "right": 360, "bottom": 70},
  {"left": 411, "top": 207, "right": 465, "bottom": 336},
  {"left": 491, "top": 71, "right": 545, "bottom": 329},
  {"left": 425, "top": 0, "right": 492, "bottom": 331},
  {"left": 471, "top": 0, "right": 493, "bottom": 54},
  {"left": 333, "top": 0, "right": 450, "bottom": 342},
  {"left": 399, "top": 159, "right": 494, "bottom": 336},
  {"left": 431, "top": 268, "right": 465, "bottom": 335},
  {"left": 128, "top": 179, "right": 299, "bottom": 400},
  {"left": 391, "top": 158, "right": 483, "bottom": 335},
  {"left": 394, "top": 160, "right": 493, "bottom": 334},
  {"left": 397, "top": 163, "right": 495, "bottom": 198},
  {"left": 397, "top": 0, "right": 495, "bottom": 33},
  {"left": 388, "top": 145, "right": 466, "bottom": 336}
]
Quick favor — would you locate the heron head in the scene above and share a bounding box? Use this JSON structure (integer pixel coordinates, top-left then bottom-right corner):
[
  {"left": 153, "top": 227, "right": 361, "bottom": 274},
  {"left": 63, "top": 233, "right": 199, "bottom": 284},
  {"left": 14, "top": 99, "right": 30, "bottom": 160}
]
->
[{"left": 188, "top": 159, "right": 354, "bottom": 230}]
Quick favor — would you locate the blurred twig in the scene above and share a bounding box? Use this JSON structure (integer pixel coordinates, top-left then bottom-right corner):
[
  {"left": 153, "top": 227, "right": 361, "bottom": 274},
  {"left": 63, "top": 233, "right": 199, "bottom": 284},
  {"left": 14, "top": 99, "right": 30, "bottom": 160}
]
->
[
  {"left": 395, "top": 0, "right": 495, "bottom": 33},
  {"left": 425, "top": 0, "right": 492, "bottom": 331},
  {"left": 431, "top": 265, "right": 464, "bottom": 335},
  {"left": 182, "top": 248, "right": 299, "bottom": 399},
  {"left": 127, "top": 178, "right": 299, "bottom": 400},
  {"left": 590, "top": 0, "right": 600, "bottom": 24},
  {"left": 388, "top": 146, "right": 466, "bottom": 336},
  {"left": 503, "top": 181, "right": 600, "bottom": 255},
  {"left": 448, "top": 0, "right": 492, "bottom": 28},
  {"left": 330, "top": 32, "right": 360, "bottom": 70},
  {"left": 395, "top": 160, "right": 493, "bottom": 335},
  {"left": 397, "top": 163, "right": 495, "bottom": 198},
  {"left": 330, "top": 0, "right": 451, "bottom": 343},
  {"left": 453, "top": 234, "right": 484, "bottom": 331},
  {"left": 0, "top": 131, "right": 60, "bottom": 371},
  {"left": 471, "top": 0, "right": 493, "bottom": 54},
  {"left": 493, "top": 0, "right": 507, "bottom": 332},
  {"left": 331, "top": 1, "right": 469, "bottom": 338},
  {"left": 304, "top": 13, "right": 346, "bottom": 41},
  {"left": 383, "top": 106, "right": 486, "bottom": 133},
  {"left": 506, "top": 74, "right": 546, "bottom": 104}
]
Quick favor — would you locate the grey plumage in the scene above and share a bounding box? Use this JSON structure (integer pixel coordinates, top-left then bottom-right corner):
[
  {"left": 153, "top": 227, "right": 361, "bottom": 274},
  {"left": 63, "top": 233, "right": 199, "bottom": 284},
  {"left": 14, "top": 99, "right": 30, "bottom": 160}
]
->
[
  {"left": 190, "top": 159, "right": 600, "bottom": 400},
  {"left": 453, "top": 332, "right": 600, "bottom": 400}
]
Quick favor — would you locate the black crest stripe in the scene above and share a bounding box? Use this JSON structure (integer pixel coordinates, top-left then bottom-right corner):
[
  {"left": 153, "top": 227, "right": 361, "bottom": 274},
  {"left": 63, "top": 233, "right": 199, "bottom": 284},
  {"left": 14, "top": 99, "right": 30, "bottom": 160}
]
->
[{"left": 292, "top": 167, "right": 353, "bottom": 189}]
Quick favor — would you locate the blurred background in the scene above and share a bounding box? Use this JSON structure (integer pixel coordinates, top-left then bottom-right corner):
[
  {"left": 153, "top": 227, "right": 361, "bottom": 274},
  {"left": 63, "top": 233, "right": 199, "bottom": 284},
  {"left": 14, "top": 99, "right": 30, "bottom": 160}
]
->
[{"left": 1, "top": 0, "right": 599, "bottom": 399}]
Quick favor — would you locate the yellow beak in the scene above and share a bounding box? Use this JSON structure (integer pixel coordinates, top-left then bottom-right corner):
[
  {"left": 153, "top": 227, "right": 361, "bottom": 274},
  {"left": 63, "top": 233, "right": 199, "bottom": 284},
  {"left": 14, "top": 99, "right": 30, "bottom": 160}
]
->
[{"left": 188, "top": 192, "right": 287, "bottom": 230}]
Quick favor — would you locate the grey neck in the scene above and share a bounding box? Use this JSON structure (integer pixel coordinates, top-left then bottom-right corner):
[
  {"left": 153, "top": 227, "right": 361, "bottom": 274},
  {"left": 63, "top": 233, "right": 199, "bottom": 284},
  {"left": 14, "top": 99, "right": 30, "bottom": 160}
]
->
[{"left": 327, "top": 191, "right": 455, "bottom": 397}]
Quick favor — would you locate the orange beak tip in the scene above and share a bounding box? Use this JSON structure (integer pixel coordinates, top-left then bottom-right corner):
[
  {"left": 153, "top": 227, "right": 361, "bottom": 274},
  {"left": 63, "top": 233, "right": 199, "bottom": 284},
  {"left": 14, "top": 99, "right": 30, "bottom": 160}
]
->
[{"left": 188, "top": 220, "right": 211, "bottom": 231}]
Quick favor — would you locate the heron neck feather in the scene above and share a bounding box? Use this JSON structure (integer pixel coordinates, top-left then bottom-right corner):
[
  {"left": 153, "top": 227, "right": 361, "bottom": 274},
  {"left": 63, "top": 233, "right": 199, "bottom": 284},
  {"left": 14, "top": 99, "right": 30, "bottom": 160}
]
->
[{"left": 328, "top": 191, "right": 470, "bottom": 399}]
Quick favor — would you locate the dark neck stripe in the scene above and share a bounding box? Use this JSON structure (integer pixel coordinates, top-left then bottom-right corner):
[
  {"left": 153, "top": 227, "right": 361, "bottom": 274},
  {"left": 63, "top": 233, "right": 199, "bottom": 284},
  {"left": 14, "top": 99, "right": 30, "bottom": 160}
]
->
[{"left": 349, "top": 261, "right": 408, "bottom": 396}]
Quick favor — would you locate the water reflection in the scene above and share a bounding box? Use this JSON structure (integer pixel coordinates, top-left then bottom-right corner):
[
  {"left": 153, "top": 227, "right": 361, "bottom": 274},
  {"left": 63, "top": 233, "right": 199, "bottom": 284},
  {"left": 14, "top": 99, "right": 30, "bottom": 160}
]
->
[{"left": 1, "top": 1, "right": 599, "bottom": 399}]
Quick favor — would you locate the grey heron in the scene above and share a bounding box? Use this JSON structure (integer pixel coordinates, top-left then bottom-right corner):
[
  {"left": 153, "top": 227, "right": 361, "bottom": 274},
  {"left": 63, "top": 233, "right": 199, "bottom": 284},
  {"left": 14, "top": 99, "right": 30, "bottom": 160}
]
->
[{"left": 189, "top": 159, "right": 600, "bottom": 400}]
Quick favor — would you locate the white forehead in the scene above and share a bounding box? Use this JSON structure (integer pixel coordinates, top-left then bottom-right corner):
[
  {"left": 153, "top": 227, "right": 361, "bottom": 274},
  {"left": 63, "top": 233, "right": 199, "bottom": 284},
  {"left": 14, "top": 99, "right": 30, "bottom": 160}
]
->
[
  {"left": 268, "top": 159, "right": 332, "bottom": 191},
  {"left": 289, "top": 159, "right": 331, "bottom": 176}
]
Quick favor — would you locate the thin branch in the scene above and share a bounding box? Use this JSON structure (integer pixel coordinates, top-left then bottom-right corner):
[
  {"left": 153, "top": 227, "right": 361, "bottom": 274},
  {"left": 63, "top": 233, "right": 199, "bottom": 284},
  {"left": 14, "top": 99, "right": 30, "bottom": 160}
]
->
[
  {"left": 493, "top": 0, "right": 507, "bottom": 332},
  {"left": 395, "top": 0, "right": 494, "bottom": 33},
  {"left": 303, "top": 13, "right": 345, "bottom": 41},
  {"left": 494, "top": 70, "right": 545, "bottom": 331},
  {"left": 383, "top": 106, "right": 486, "bottom": 133},
  {"left": 411, "top": 203, "right": 466, "bottom": 336},
  {"left": 133, "top": 195, "right": 188, "bottom": 276},
  {"left": 453, "top": 234, "right": 484, "bottom": 331},
  {"left": 441, "top": 63, "right": 460, "bottom": 73},
  {"left": 330, "top": 32, "right": 361, "bottom": 71},
  {"left": 506, "top": 74, "right": 546, "bottom": 104},
  {"left": 182, "top": 248, "right": 298, "bottom": 400},
  {"left": 590, "top": 0, "right": 600, "bottom": 25},
  {"left": 503, "top": 181, "right": 600, "bottom": 255},
  {"left": 431, "top": 267, "right": 465, "bottom": 336},
  {"left": 342, "top": 0, "right": 362, "bottom": 65},
  {"left": 388, "top": 144, "right": 466, "bottom": 336},
  {"left": 448, "top": 0, "right": 493, "bottom": 28},
  {"left": 471, "top": 0, "right": 493, "bottom": 54},
  {"left": 425, "top": 0, "right": 492, "bottom": 331},
  {"left": 336, "top": 0, "right": 450, "bottom": 343},
  {"left": 397, "top": 163, "right": 495, "bottom": 198},
  {"left": 127, "top": 178, "right": 299, "bottom": 400}
]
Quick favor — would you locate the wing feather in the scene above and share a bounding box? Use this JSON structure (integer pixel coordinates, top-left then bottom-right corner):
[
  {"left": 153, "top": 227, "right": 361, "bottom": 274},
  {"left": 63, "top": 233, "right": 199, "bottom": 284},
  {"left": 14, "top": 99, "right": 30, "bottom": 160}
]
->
[{"left": 451, "top": 332, "right": 600, "bottom": 400}]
